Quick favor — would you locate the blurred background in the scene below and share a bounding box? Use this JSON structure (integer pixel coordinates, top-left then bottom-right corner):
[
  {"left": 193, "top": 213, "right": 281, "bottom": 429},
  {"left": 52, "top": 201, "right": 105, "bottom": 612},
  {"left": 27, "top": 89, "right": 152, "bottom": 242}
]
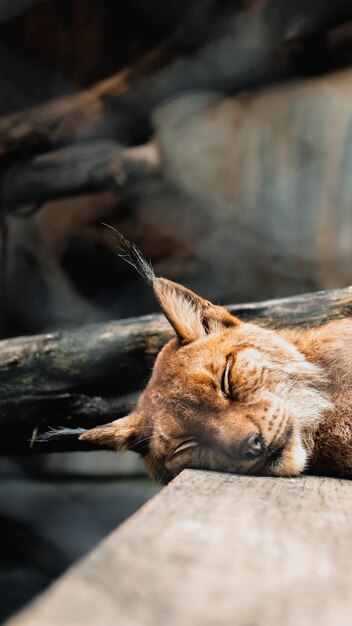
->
[{"left": 1, "top": 0, "right": 352, "bottom": 621}]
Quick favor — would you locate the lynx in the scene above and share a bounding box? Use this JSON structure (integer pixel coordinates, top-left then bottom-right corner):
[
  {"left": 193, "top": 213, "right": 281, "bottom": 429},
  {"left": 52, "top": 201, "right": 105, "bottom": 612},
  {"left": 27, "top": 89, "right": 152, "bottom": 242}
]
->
[{"left": 53, "top": 231, "right": 352, "bottom": 484}]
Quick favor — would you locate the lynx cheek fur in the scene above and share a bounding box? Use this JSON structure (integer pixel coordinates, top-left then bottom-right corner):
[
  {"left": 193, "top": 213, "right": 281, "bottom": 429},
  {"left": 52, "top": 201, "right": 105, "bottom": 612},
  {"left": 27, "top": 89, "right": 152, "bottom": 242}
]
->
[{"left": 79, "top": 232, "right": 352, "bottom": 484}]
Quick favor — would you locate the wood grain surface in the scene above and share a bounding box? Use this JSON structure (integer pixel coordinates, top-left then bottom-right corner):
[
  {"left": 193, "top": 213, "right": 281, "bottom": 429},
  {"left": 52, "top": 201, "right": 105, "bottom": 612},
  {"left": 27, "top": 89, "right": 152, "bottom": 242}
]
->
[{"left": 6, "top": 470, "right": 352, "bottom": 626}]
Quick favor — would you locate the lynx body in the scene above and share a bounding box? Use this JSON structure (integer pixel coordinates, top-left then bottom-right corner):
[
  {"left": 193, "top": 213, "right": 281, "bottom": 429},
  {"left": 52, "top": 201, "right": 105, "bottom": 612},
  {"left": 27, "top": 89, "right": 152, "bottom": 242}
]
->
[{"left": 74, "top": 232, "right": 352, "bottom": 483}]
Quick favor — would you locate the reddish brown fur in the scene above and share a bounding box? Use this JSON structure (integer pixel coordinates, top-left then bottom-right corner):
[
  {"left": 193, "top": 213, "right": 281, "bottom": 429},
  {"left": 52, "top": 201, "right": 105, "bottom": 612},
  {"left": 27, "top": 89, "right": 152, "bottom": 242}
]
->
[{"left": 80, "top": 270, "right": 352, "bottom": 484}]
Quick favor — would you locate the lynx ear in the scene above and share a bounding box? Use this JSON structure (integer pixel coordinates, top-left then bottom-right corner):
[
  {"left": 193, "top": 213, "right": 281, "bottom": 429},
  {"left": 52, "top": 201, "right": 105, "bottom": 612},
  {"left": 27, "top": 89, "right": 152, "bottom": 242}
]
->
[
  {"left": 79, "top": 413, "right": 148, "bottom": 455},
  {"left": 102, "top": 225, "right": 239, "bottom": 343},
  {"left": 153, "top": 277, "right": 239, "bottom": 343}
]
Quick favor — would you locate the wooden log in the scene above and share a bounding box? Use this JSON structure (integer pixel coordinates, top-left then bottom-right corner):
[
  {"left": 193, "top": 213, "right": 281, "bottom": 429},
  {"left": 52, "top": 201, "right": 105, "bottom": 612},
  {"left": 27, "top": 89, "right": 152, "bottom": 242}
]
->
[
  {"left": 0, "top": 42, "right": 178, "bottom": 165},
  {"left": 0, "top": 392, "right": 139, "bottom": 455},
  {"left": 5, "top": 470, "right": 352, "bottom": 626},
  {"left": 1, "top": 284, "right": 352, "bottom": 453},
  {"left": 1, "top": 1, "right": 351, "bottom": 169},
  {"left": 4, "top": 139, "right": 161, "bottom": 214}
]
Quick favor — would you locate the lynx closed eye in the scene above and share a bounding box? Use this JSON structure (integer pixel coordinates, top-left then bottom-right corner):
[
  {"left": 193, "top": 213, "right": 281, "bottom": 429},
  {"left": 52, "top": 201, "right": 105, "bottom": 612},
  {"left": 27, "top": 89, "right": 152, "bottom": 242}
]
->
[{"left": 221, "top": 360, "right": 232, "bottom": 399}]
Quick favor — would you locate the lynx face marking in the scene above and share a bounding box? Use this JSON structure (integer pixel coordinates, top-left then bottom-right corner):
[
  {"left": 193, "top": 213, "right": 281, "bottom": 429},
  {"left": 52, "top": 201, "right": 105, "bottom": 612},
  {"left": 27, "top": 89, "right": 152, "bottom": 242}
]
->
[{"left": 79, "top": 237, "right": 332, "bottom": 483}]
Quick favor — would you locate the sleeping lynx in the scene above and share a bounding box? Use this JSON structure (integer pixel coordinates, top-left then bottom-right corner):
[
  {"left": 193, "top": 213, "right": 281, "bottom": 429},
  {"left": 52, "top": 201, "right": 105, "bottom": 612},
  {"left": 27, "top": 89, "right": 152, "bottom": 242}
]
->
[{"left": 75, "top": 232, "right": 352, "bottom": 484}]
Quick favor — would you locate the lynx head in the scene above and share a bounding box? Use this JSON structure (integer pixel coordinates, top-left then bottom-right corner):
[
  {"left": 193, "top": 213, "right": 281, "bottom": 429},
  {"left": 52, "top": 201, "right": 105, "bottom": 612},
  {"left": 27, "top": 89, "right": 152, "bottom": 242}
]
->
[{"left": 80, "top": 230, "right": 331, "bottom": 483}]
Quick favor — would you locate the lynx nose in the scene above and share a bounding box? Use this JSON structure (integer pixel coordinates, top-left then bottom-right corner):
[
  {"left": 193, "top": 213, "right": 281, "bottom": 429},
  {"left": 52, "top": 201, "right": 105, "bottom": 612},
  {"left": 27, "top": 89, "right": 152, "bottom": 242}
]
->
[{"left": 240, "top": 434, "right": 265, "bottom": 460}]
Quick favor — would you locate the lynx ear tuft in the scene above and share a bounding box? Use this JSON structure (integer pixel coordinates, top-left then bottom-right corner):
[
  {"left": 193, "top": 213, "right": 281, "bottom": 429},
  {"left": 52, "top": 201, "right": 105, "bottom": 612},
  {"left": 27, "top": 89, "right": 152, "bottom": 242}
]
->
[
  {"left": 79, "top": 413, "right": 148, "bottom": 454},
  {"left": 103, "top": 223, "right": 155, "bottom": 284},
  {"left": 153, "top": 277, "right": 239, "bottom": 343},
  {"left": 103, "top": 226, "right": 240, "bottom": 343}
]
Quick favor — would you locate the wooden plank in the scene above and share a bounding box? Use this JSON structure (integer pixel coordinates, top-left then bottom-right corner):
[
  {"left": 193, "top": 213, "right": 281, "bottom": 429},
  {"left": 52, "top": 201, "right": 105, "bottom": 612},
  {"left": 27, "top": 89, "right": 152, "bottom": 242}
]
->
[{"left": 6, "top": 470, "right": 352, "bottom": 626}]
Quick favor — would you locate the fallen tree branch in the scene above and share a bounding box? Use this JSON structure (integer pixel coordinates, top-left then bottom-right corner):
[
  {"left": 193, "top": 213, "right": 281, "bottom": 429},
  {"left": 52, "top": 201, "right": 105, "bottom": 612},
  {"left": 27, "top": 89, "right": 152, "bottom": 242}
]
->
[
  {"left": 1, "top": 284, "right": 352, "bottom": 453},
  {"left": 4, "top": 139, "right": 161, "bottom": 215},
  {"left": 0, "top": 42, "right": 179, "bottom": 166}
]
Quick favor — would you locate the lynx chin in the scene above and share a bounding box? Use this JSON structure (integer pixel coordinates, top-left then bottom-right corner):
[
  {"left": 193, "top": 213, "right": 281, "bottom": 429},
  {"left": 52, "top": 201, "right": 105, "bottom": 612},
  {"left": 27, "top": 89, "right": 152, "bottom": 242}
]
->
[{"left": 46, "top": 229, "right": 352, "bottom": 484}]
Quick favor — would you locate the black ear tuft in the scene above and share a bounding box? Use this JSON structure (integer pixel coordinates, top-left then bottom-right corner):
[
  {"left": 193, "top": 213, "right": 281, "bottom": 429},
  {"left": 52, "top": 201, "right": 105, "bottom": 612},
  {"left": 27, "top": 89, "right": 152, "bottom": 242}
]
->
[
  {"left": 102, "top": 223, "right": 155, "bottom": 284},
  {"left": 34, "top": 426, "right": 88, "bottom": 442},
  {"left": 103, "top": 224, "right": 240, "bottom": 342}
]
